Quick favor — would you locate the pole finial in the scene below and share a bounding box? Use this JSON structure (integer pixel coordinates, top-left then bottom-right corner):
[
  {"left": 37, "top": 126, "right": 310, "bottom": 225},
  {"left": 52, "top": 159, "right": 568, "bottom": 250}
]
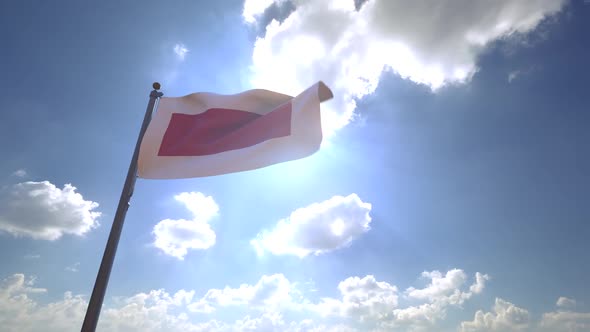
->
[{"left": 153, "top": 82, "right": 161, "bottom": 90}]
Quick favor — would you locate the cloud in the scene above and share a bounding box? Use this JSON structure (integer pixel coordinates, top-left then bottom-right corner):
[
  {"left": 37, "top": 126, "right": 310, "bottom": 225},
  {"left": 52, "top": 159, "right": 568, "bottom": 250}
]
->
[
  {"left": 386, "top": 270, "right": 489, "bottom": 330},
  {"left": 507, "top": 65, "right": 539, "bottom": 83},
  {"left": 173, "top": 43, "right": 189, "bottom": 60},
  {"left": 0, "top": 272, "right": 344, "bottom": 332},
  {"left": 245, "top": 0, "right": 566, "bottom": 136},
  {"left": 460, "top": 298, "right": 530, "bottom": 332},
  {"left": 0, "top": 273, "right": 194, "bottom": 332},
  {"left": 310, "top": 269, "right": 489, "bottom": 331},
  {"left": 100, "top": 289, "right": 199, "bottom": 331},
  {"left": 23, "top": 254, "right": 40, "bottom": 259},
  {"left": 470, "top": 272, "right": 490, "bottom": 294},
  {"left": 0, "top": 274, "right": 50, "bottom": 331},
  {"left": 556, "top": 296, "right": 576, "bottom": 309},
  {"left": 1, "top": 274, "right": 46, "bottom": 296},
  {"left": 152, "top": 192, "right": 218, "bottom": 259},
  {"left": 12, "top": 169, "right": 27, "bottom": 177},
  {"left": 508, "top": 70, "right": 521, "bottom": 83},
  {"left": 0, "top": 181, "right": 100, "bottom": 240},
  {"left": 8, "top": 271, "right": 589, "bottom": 332},
  {"left": 540, "top": 310, "right": 590, "bottom": 332},
  {"left": 406, "top": 269, "right": 469, "bottom": 301},
  {"left": 251, "top": 193, "right": 372, "bottom": 258},
  {"left": 65, "top": 262, "right": 80, "bottom": 273},
  {"left": 462, "top": 297, "right": 590, "bottom": 332},
  {"left": 314, "top": 275, "right": 398, "bottom": 321},
  {"left": 188, "top": 273, "right": 296, "bottom": 313},
  {"left": 0, "top": 269, "right": 491, "bottom": 332},
  {"left": 404, "top": 270, "right": 489, "bottom": 304}
]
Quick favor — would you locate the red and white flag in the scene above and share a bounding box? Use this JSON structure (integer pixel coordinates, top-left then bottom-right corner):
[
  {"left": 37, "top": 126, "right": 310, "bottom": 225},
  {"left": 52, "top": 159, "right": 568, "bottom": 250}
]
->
[{"left": 138, "top": 81, "right": 333, "bottom": 179}]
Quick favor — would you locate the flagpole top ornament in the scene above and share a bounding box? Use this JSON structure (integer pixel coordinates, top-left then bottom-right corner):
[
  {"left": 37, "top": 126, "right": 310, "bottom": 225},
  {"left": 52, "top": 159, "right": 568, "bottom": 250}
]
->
[{"left": 153, "top": 82, "right": 161, "bottom": 90}]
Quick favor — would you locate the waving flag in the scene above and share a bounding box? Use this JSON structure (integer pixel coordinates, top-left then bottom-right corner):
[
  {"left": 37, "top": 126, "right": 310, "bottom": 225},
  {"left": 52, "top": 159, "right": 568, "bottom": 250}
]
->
[{"left": 138, "top": 81, "right": 333, "bottom": 179}]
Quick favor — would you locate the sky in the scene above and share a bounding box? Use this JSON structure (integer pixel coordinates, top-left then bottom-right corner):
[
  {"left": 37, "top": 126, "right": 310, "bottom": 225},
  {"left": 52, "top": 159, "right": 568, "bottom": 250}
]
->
[{"left": 0, "top": 0, "right": 589, "bottom": 331}]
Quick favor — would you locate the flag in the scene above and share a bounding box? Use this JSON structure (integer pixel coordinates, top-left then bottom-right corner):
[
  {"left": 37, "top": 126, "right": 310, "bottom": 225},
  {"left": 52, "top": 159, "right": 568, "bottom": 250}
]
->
[{"left": 137, "top": 81, "right": 333, "bottom": 179}]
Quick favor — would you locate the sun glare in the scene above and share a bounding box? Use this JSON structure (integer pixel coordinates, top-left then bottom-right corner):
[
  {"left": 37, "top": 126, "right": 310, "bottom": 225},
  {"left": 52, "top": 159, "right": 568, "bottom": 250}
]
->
[{"left": 330, "top": 218, "right": 345, "bottom": 237}]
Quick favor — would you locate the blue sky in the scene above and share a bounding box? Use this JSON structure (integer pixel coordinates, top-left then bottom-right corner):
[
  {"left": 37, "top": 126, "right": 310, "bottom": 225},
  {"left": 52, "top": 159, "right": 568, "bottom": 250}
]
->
[{"left": 1, "top": 0, "right": 589, "bottom": 331}]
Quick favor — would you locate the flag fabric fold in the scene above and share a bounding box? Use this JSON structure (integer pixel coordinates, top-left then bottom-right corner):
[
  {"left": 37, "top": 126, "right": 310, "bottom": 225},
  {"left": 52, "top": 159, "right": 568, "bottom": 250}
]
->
[{"left": 138, "top": 81, "right": 333, "bottom": 179}]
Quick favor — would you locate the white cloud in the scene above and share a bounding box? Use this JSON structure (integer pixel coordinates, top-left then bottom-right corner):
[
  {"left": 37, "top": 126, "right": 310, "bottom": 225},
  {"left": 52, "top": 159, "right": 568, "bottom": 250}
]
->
[
  {"left": 469, "top": 272, "right": 490, "bottom": 294},
  {"left": 387, "top": 270, "right": 489, "bottom": 330},
  {"left": 314, "top": 275, "right": 398, "bottom": 321},
  {"left": 1, "top": 274, "right": 46, "bottom": 296},
  {"left": 0, "top": 273, "right": 335, "bottom": 332},
  {"left": 12, "top": 169, "right": 27, "bottom": 177},
  {"left": 152, "top": 192, "right": 218, "bottom": 259},
  {"left": 460, "top": 298, "right": 530, "bottom": 332},
  {"left": 556, "top": 296, "right": 576, "bottom": 309},
  {"left": 174, "top": 192, "right": 219, "bottom": 222},
  {"left": 245, "top": 0, "right": 566, "bottom": 136},
  {"left": 310, "top": 269, "right": 489, "bottom": 331},
  {"left": 508, "top": 70, "right": 521, "bottom": 83},
  {"left": 188, "top": 273, "right": 296, "bottom": 313},
  {"left": 173, "top": 43, "right": 189, "bottom": 60},
  {"left": 9, "top": 271, "right": 590, "bottom": 332},
  {"left": 540, "top": 310, "right": 590, "bottom": 332},
  {"left": 251, "top": 193, "right": 372, "bottom": 258},
  {"left": 100, "top": 289, "right": 200, "bottom": 332},
  {"left": 65, "top": 262, "right": 80, "bottom": 273},
  {"left": 153, "top": 219, "right": 215, "bottom": 259},
  {"left": 0, "top": 269, "right": 492, "bottom": 332},
  {"left": 0, "top": 181, "right": 100, "bottom": 240},
  {"left": 406, "top": 269, "right": 469, "bottom": 301},
  {"left": 462, "top": 297, "right": 590, "bottom": 332}
]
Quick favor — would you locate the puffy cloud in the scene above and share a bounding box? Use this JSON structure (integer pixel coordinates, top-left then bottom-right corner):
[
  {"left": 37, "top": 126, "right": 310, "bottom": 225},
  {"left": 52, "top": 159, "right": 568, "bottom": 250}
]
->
[
  {"left": 314, "top": 275, "right": 398, "bottom": 321},
  {"left": 387, "top": 270, "right": 489, "bottom": 329},
  {"left": 173, "top": 43, "right": 189, "bottom": 60},
  {"left": 556, "top": 296, "right": 576, "bottom": 309},
  {"left": 0, "top": 269, "right": 493, "bottom": 332},
  {"left": 311, "top": 269, "right": 488, "bottom": 331},
  {"left": 0, "top": 273, "right": 345, "bottom": 332},
  {"left": 0, "top": 273, "right": 207, "bottom": 332},
  {"left": 153, "top": 219, "right": 215, "bottom": 259},
  {"left": 100, "top": 289, "right": 200, "bottom": 332},
  {"left": 188, "top": 273, "right": 295, "bottom": 313},
  {"left": 406, "top": 269, "right": 469, "bottom": 301},
  {"left": 153, "top": 192, "right": 218, "bottom": 259},
  {"left": 0, "top": 274, "right": 46, "bottom": 296},
  {"left": 251, "top": 193, "right": 372, "bottom": 258},
  {"left": 0, "top": 273, "right": 83, "bottom": 332},
  {"left": 538, "top": 297, "right": 589, "bottom": 332},
  {"left": 4, "top": 270, "right": 590, "bottom": 332},
  {"left": 469, "top": 272, "right": 490, "bottom": 294},
  {"left": 462, "top": 297, "right": 590, "bottom": 332},
  {"left": 460, "top": 298, "right": 530, "bottom": 332},
  {"left": 245, "top": 0, "right": 566, "bottom": 135},
  {"left": 0, "top": 181, "right": 100, "bottom": 240}
]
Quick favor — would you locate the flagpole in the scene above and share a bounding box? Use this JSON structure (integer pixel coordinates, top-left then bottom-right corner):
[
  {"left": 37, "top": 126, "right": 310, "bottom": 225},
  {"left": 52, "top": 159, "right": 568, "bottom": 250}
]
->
[{"left": 81, "top": 83, "right": 163, "bottom": 332}]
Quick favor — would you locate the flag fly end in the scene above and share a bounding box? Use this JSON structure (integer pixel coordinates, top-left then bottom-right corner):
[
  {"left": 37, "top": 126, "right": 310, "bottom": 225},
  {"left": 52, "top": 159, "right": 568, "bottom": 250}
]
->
[{"left": 318, "top": 81, "right": 333, "bottom": 103}]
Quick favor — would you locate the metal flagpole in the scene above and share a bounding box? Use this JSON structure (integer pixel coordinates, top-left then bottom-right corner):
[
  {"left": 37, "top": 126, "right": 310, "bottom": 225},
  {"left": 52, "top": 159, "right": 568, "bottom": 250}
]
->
[{"left": 81, "top": 83, "right": 163, "bottom": 332}]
